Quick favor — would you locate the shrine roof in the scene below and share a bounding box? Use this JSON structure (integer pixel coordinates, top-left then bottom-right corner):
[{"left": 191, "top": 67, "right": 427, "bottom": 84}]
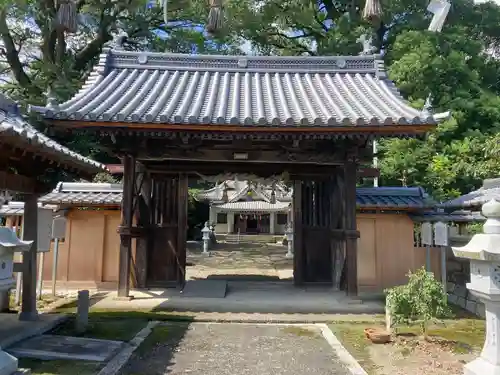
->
[
  {"left": 0, "top": 201, "right": 58, "bottom": 216},
  {"left": 440, "top": 178, "right": 500, "bottom": 209},
  {"left": 217, "top": 201, "right": 290, "bottom": 212},
  {"left": 0, "top": 95, "right": 105, "bottom": 175},
  {"left": 30, "top": 49, "right": 449, "bottom": 128}
]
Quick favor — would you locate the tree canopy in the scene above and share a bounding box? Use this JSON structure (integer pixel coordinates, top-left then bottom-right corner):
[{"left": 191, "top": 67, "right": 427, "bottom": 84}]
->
[{"left": 1, "top": 0, "right": 500, "bottom": 201}]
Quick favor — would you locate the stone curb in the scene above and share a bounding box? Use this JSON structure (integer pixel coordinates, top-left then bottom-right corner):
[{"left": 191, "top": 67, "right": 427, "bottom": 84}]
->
[
  {"left": 96, "top": 320, "right": 160, "bottom": 375},
  {"left": 316, "top": 323, "right": 368, "bottom": 375}
]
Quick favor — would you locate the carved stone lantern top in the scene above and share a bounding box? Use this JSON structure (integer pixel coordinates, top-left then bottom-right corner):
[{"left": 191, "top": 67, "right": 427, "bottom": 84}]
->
[{"left": 0, "top": 227, "right": 33, "bottom": 256}]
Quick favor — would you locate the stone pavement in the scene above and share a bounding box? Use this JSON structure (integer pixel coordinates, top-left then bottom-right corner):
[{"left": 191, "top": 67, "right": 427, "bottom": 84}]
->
[
  {"left": 92, "top": 282, "right": 384, "bottom": 314},
  {"left": 119, "top": 322, "right": 352, "bottom": 375},
  {"left": 186, "top": 243, "right": 293, "bottom": 281}
]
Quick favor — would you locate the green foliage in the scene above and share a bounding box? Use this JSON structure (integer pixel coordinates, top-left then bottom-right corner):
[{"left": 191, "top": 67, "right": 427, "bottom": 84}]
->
[
  {"left": 2, "top": 0, "right": 500, "bottom": 199},
  {"left": 385, "top": 267, "right": 452, "bottom": 337}
]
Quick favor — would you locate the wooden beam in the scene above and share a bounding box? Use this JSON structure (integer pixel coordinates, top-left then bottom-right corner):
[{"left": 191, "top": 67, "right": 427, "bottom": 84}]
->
[
  {"left": 117, "top": 155, "right": 135, "bottom": 299},
  {"left": 344, "top": 160, "right": 360, "bottom": 297},
  {"left": 0, "top": 170, "right": 35, "bottom": 193},
  {"left": 292, "top": 180, "right": 304, "bottom": 286},
  {"left": 50, "top": 120, "right": 435, "bottom": 135},
  {"left": 19, "top": 194, "right": 38, "bottom": 321}
]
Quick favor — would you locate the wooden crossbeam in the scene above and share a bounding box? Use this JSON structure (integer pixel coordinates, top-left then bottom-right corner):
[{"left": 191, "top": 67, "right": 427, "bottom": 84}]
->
[{"left": 0, "top": 170, "right": 35, "bottom": 193}]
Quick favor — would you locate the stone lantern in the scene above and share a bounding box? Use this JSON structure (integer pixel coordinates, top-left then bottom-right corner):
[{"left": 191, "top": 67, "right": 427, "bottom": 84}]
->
[
  {"left": 285, "top": 223, "right": 293, "bottom": 258},
  {"left": 0, "top": 226, "right": 33, "bottom": 375},
  {"left": 452, "top": 199, "right": 500, "bottom": 375},
  {"left": 201, "top": 222, "right": 211, "bottom": 256}
]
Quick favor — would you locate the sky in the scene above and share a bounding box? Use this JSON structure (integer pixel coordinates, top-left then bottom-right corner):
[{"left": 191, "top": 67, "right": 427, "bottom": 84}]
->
[{"left": 474, "top": 0, "right": 500, "bottom": 4}]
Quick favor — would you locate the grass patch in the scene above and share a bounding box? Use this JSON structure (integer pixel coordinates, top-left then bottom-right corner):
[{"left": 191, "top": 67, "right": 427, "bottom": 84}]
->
[
  {"left": 9, "top": 293, "right": 62, "bottom": 312},
  {"left": 282, "top": 326, "right": 318, "bottom": 337},
  {"left": 135, "top": 326, "right": 171, "bottom": 356},
  {"left": 17, "top": 358, "right": 101, "bottom": 375},
  {"left": 329, "top": 322, "right": 380, "bottom": 375},
  {"left": 51, "top": 314, "right": 148, "bottom": 341}
]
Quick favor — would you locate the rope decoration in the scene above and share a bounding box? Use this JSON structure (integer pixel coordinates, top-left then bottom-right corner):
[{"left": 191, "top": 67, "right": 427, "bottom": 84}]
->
[
  {"left": 206, "top": 0, "right": 224, "bottom": 35},
  {"left": 56, "top": 0, "right": 78, "bottom": 33},
  {"left": 362, "top": 0, "right": 382, "bottom": 25}
]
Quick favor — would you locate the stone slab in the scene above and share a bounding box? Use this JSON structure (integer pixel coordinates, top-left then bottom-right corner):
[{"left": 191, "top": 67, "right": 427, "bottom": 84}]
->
[
  {"left": 7, "top": 335, "right": 123, "bottom": 362},
  {"left": 455, "top": 284, "right": 468, "bottom": 298},
  {"left": 0, "top": 350, "right": 18, "bottom": 375},
  {"left": 0, "top": 313, "right": 67, "bottom": 349},
  {"left": 180, "top": 280, "right": 227, "bottom": 298},
  {"left": 466, "top": 300, "right": 477, "bottom": 314}
]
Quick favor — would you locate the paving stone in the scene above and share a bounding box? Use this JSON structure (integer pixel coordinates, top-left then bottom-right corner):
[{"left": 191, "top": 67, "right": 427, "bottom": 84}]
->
[
  {"left": 466, "top": 300, "right": 477, "bottom": 314},
  {"left": 447, "top": 282, "right": 456, "bottom": 293},
  {"left": 476, "top": 303, "right": 486, "bottom": 319},
  {"left": 8, "top": 335, "right": 123, "bottom": 362},
  {"left": 447, "top": 293, "right": 458, "bottom": 304},
  {"left": 468, "top": 293, "right": 478, "bottom": 302},
  {"left": 455, "top": 284, "right": 468, "bottom": 298},
  {"left": 457, "top": 296, "right": 467, "bottom": 308}
]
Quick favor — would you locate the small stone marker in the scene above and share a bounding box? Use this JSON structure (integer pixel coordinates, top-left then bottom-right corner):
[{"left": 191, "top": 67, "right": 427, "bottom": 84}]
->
[{"left": 76, "top": 290, "right": 89, "bottom": 334}]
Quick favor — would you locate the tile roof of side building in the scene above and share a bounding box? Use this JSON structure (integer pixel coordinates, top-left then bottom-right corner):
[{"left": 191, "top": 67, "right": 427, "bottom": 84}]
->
[
  {"left": 39, "top": 182, "right": 434, "bottom": 210},
  {"left": 0, "top": 94, "right": 105, "bottom": 174},
  {"left": 440, "top": 178, "right": 500, "bottom": 209},
  {"left": 29, "top": 47, "right": 450, "bottom": 128}
]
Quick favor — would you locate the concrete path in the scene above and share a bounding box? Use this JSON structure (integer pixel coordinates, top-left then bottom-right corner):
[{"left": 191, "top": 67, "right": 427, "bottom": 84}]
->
[{"left": 119, "top": 322, "right": 352, "bottom": 375}]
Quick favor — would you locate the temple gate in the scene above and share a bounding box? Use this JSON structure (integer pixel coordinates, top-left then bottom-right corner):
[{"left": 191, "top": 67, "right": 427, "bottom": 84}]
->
[{"left": 31, "top": 43, "right": 447, "bottom": 298}]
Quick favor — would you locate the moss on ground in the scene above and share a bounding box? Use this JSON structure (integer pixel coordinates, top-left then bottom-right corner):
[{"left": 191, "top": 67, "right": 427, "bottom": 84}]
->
[
  {"left": 17, "top": 358, "right": 102, "bottom": 375},
  {"left": 329, "top": 317, "right": 485, "bottom": 375}
]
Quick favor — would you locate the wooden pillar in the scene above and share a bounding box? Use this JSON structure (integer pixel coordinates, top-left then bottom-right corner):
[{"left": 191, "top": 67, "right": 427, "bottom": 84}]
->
[
  {"left": 344, "top": 159, "right": 359, "bottom": 296},
  {"left": 176, "top": 174, "right": 188, "bottom": 286},
  {"left": 133, "top": 165, "right": 151, "bottom": 289},
  {"left": 19, "top": 194, "right": 38, "bottom": 321},
  {"left": 293, "top": 180, "right": 304, "bottom": 285},
  {"left": 117, "top": 155, "right": 135, "bottom": 298}
]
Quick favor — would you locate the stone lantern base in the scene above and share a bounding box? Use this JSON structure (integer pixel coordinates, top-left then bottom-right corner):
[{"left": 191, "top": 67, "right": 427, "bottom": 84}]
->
[{"left": 464, "top": 357, "right": 500, "bottom": 375}]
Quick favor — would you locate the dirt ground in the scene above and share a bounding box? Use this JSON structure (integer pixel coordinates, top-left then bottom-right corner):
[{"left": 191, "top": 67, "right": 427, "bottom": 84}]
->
[
  {"left": 368, "top": 335, "right": 476, "bottom": 375},
  {"left": 330, "top": 319, "right": 484, "bottom": 375}
]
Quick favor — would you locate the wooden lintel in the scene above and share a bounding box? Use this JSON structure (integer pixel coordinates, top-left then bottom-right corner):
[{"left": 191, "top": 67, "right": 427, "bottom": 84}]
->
[
  {"left": 50, "top": 120, "right": 435, "bottom": 135},
  {"left": 0, "top": 170, "right": 35, "bottom": 193},
  {"left": 358, "top": 167, "right": 380, "bottom": 178}
]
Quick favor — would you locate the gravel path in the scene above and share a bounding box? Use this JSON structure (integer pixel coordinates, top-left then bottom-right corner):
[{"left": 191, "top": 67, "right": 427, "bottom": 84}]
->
[{"left": 120, "top": 322, "right": 350, "bottom": 375}]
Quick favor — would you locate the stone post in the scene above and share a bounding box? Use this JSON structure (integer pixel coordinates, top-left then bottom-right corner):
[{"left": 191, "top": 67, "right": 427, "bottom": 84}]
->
[
  {"left": 285, "top": 223, "right": 293, "bottom": 258},
  {"left": 452, "top": 199, "right": 500, "bottom": 375},
  {"left": 201, "top": 222, "right": 211, "bottom": 256},
  {"left": 270, "top": 212, "right": 276, "bottom": 235}
]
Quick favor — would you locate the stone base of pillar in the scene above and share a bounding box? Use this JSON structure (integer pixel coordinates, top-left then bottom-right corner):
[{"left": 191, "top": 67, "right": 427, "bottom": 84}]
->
[
  {"left": 285, "top": 251, "right": 293, "bottom": 259},
  {"left": 465, "top": 357, "right": 500, "bottom": 375},
  {"left": 0, "top": 350, "right": 18, "bottom": 375}
]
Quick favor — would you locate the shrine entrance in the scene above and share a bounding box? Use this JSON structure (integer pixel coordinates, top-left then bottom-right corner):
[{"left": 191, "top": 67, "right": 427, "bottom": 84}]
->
[{"left": 31, "top": 47, "right": 444, "bottom": 300}]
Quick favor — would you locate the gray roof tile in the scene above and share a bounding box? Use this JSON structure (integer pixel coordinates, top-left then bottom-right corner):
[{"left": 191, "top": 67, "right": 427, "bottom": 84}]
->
[
  {"left": 39, "top": 182, "right": 431, "bottom": 210},
  {"left": 440, "top": 178, "right": 500, "bottom": 209},
  {"left": 30, "top": 50, "right": 449, "bottom": 127},
  {"left": 0, "top": 95, "right": 105, "bottom": 173}
]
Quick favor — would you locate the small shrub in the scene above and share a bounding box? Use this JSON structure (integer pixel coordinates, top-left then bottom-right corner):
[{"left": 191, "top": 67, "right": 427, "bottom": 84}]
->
[{"left": 385, "top": 267, "right": 452, "bottom": 339}]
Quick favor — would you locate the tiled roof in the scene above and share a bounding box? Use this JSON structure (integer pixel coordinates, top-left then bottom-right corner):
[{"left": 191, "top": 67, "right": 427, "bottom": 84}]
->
[
  {"left": 39, "top": 182, "right": 431, "bottom": 211},
  {"left": 30, "top": 49, "right": 449, "bottom": 128},
  {"left": 0, "top": 201, "right": 58, "bottom": 216},
  {"left": 356, "top": 187, "right": 432, "bottom": 209},
  {"left": 216, "top": 201, "right": 290, "bottom": 212},
  {"left": 0, "top": 95, "right": 105, "bottom": 174},
  {"left": 440, "top": 178, "right": 500, "bottom": 209},
  {"left": 39, "top": 182, "right": 122, "bottom": 205},
  {"left": 410, "top": 210, "right": 485, "bottom": 223},
  {"left": 196, "top": 180, "right": 292, "bottom": 203}
]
